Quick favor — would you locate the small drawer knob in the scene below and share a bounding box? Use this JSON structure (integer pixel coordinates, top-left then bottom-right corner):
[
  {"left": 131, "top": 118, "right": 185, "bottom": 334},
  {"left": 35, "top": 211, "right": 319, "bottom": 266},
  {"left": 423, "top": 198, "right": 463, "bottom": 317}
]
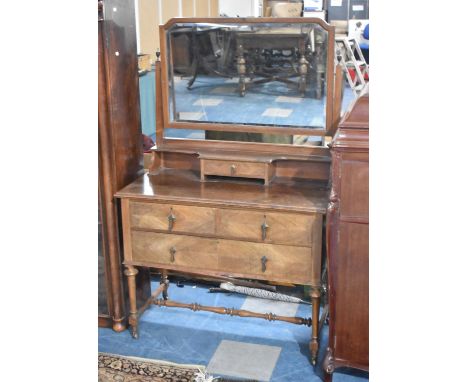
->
[{"left": 230, "top": 164, "right": 237, "bottom": 176}]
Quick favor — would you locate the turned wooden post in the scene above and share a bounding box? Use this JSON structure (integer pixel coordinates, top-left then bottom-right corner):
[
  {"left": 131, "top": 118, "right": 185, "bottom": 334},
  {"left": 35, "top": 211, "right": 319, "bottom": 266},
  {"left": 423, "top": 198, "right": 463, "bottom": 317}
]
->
[
  {"left": 237, "top": 44, "right": 246, "bottom": 97},
  {"left": 310, "top": 287, "right": 321, "bottom": 365},
  {"left": 124, "top": 265, "right": 139, "bottom": 339}
]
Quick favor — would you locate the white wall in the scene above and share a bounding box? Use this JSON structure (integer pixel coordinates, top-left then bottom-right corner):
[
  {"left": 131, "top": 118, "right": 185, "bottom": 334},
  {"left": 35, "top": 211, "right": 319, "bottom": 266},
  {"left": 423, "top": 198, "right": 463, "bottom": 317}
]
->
[{"left": 219, "top": 0, "right": 262, "bottom": 17}]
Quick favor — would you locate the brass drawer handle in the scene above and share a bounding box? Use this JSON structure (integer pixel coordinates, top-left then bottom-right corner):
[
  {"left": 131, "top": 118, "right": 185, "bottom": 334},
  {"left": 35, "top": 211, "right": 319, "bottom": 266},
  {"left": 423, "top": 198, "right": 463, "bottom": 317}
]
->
[
  {"left": 167, "top": 208, "right": 176, "bottom": 231},
  {"left": 261, "top": 256, "right": 268, "bottom": 273},
  {"left": 261, "top": 216, "right": 269, "bottom": 241},
  {"left": 230, "top": 164, "right": 237, "bottom": 176},
  {"left": 169, "top": 246, "right": 176, "bottom": 262}
]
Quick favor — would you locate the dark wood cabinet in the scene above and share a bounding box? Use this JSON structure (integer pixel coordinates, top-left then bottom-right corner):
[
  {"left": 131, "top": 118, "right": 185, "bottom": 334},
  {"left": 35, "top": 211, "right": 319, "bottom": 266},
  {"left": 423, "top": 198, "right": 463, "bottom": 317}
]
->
[
  {"left": 323, "top": 90, "right": 369, "bottom": 380},
  {"left": 98, "top": 0, "right": 151, "bottom": 330}
]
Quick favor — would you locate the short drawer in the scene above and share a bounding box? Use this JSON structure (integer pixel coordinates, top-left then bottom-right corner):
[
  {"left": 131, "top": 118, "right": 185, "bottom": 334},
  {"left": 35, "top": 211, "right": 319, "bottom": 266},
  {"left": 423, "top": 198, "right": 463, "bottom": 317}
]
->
[
  {"left": 131, "top": 231, "right": 218, "bottom": 271},
  {"left": 217, "top": 209, "right": 319, "bottom": 247},
  {"left": 130, "top": 201, "right": 215, "bottom": 235},
  {"left": 218, "top": 240, "right": 313, "bottom": 284},
  {"left": 202, "top": 159, "right": 266, "bottom": 179}
]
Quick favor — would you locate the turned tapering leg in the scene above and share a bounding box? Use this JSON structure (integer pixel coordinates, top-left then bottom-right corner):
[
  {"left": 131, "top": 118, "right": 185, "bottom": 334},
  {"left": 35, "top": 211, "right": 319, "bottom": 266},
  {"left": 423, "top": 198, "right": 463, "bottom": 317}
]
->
[
  {"left": 161, "top": 270, "right": 169, "bottom": 300},
  {"left": 299, "top": 53, "right": 308, "bottom": 98},
  {"left": 310, "top": 287, "right": 321, "bottom": 365},
  {"left": 124, "top": 265, "right": 139, "bottom": 339}
]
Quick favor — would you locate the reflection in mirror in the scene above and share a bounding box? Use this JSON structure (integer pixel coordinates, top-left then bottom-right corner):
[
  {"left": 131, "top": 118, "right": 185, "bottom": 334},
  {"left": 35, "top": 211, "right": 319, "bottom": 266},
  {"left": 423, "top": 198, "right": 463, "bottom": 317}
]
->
[
  {"left": 164, "top": 128, "right": 326, "bottom": 146},
  {"left": 166, "top": 21, "right": 328, "bottom": 130}
]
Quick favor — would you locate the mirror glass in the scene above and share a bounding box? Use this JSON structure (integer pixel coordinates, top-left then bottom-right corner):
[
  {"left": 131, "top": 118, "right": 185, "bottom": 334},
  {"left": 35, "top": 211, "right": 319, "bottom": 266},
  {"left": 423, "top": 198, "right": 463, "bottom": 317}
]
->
[
  {"left": 164, "top": 128, "right": 326, "bottom": 146},
  {"left": 165, "top": 21, "right": 329, "bottom": 131}
]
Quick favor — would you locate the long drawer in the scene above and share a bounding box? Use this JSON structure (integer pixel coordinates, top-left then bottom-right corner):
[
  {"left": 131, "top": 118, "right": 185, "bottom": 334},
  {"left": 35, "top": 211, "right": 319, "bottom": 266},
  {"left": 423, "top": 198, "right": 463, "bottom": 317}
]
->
[
  {"left": 131, "top": 231, "right": 314, "bottom": 284},
  {"left": 129, "top": 201, "right": 320, "bottom": 247}
]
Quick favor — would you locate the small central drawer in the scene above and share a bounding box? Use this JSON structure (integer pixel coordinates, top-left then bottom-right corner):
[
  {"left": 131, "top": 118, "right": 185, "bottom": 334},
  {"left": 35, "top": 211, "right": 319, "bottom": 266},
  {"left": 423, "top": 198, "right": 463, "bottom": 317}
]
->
[
  {"left": 201, "top": 159, "right": 269, "bottom": 182},
  {"left": 217, "top": 209, "right": 318, "bottom": 247},
  {"left": 130, "top": 201, "right": 215, "bottom": 235}
]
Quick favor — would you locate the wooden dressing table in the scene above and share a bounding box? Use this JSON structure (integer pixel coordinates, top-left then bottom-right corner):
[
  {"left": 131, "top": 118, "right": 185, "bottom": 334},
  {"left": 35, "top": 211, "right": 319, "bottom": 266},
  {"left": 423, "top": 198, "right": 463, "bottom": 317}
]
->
[{"left": 116, "top": 17, "right": 337, "bottom": 366}]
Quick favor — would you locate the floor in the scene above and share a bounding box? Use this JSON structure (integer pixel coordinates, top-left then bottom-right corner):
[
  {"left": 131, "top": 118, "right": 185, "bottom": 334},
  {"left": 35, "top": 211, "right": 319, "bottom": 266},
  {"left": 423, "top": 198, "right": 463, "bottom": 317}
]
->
[{"left": 98, "top": 277, "right": 368, "bottom": 382}]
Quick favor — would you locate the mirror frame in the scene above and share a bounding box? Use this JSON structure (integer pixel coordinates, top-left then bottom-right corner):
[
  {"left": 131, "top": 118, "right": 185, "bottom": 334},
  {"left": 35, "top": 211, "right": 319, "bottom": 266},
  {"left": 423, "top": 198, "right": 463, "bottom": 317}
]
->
[{"left": 160, "top": 18, "right": 335, "bottom": 134}]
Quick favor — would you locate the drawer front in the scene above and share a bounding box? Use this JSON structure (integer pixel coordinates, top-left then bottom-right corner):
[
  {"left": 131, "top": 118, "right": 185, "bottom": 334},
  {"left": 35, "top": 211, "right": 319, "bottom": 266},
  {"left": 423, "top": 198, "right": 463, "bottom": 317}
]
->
[
  {"left": 130, "top": 231, "right": 315, "bottom": 284},
  {"left": 217, "top": 209, "right": 318, "bottom": 246},
  {"left": 203, "top": 159, "right": 265, "bottom": 179},
  {"left": 131, "top": 231, "right": 218, "bottom": 271},
  {"left": 130, "top": 201, "right": 215, "bottom": 235},
  {"left": 218, "top": 240, "right": 313, "bottom": 284}
]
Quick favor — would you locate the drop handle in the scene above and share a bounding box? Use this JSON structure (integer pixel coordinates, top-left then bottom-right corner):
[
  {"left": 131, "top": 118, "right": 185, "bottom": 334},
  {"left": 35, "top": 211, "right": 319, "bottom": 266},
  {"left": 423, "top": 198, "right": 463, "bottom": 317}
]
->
[
  {"left": 169, "top": 246, "right": 176, "bottom": 262},
  {"left": 167, "top": 208, "right": 176, "bottom": 231},
  {"left": 261, "top": 217, "right": 269, "bottom": 241},
  {"left": 261, "top": 256, "right": 268, "bottom": 273}
]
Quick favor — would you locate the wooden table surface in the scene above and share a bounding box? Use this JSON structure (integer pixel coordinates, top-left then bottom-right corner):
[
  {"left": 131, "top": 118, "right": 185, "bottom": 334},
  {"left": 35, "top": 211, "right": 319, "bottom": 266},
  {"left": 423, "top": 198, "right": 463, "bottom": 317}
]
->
[{"left": 116, "top": 169, "right": 329, "bottom": 214}]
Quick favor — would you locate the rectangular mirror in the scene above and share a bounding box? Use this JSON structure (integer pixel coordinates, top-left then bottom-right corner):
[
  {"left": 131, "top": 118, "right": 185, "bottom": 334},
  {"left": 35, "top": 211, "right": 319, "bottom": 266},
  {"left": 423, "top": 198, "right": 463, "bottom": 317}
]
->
[{"left": 160, "top": 18, "right": 335, "bottom": 139}]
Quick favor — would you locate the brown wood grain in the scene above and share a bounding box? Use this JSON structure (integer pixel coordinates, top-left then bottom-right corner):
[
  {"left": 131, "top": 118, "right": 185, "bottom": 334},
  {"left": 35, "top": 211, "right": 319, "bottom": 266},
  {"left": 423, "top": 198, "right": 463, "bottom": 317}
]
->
[
  {"left": 333, "top": 222, "right": 368, "bottom": 366},
  {"left": 130, "top": 230, "right": 315, "bottom": 285},
  {"left": 154, "top": 299, "right": 312, "bottom": 326},
  {"left": 202, "top": 159, "right": 266, "bottom": 179},
  {"left": 325, "top": 90, "right": 369, "bottom": 376},
  {"left": 98, "top": 0, "right": 151, "bottom": 331},
  {"left": 217, "top": 208, "right": 319, "bottom": 247},
  {"left": 130, "top": 201, "right": 216, "bottom": 235},
  {"left": 116, "top": 170, "right": 329, "bottom": 214},
  {"left": 132, "top": 231, "right": 218, "bottom": 270}
]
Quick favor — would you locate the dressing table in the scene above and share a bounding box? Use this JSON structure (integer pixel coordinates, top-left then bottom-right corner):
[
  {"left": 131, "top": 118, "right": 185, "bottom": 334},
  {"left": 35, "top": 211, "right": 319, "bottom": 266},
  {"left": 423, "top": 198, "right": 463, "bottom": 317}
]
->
[{"left": 116, "top": 17, "right": 336, "bottom": 366}]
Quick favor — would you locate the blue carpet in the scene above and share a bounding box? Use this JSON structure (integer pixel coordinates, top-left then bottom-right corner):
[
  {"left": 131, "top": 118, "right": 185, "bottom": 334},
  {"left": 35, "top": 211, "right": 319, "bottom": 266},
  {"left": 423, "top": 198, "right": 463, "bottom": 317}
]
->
[{"left": 98, "top": 278, "right": 368, "bottom": 382}]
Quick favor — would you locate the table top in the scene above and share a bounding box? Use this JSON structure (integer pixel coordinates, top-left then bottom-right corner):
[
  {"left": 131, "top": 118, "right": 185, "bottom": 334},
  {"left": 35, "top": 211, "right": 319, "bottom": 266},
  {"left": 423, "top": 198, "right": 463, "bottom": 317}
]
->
[{"left": 116, "top": 169, "right": 329, "bottom": 214}]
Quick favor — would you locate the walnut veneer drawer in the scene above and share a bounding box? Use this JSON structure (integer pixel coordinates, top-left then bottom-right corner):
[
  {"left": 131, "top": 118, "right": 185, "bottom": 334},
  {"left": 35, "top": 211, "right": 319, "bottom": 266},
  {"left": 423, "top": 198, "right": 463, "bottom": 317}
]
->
[
  {"left": 130, "top": 201, "right": 215, "bottom": 235},
  {"left": 130, "top": 231, "right": 314, "bottom": 284},
  {"left": 202, "top": 159, "right": 266, "bottom": 179},
  {"left": 218, "top": 240, "right": 313, "bottom": 284},
  {"left": 217, "top": 209, "right": 319, "bottom": 247},
  {"left": 132, "top": 231, "right": 218, "bottom": 271}
]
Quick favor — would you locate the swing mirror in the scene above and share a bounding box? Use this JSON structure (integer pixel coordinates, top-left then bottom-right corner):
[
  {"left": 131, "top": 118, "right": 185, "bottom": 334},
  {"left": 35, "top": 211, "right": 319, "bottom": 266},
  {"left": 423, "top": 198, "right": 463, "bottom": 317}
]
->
[{"left": 159, "top": 18, "right": 336, "bottom": 145}]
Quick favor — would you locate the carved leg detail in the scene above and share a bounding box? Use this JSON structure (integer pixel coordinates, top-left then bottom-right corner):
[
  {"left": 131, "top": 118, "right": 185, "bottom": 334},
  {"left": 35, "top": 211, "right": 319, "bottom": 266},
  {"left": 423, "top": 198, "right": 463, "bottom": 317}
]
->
[
  {"left": 161, "top": 271, "right": 169, "bottom": 300},
  {"left": 323, "top": 347, "right": 335, "bottom": 382},
  {"left": 310, "top": 287, "right": 321, "bottom": 365},
  {"left": 124, "top": 265, "right": 139, "bottom": 339}
]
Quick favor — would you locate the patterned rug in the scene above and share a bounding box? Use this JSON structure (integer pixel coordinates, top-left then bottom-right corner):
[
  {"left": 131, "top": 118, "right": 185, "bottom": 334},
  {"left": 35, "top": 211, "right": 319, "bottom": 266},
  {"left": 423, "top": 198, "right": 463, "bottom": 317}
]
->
[
  {"left": 98, "top": 353, "right": 259, "bottom": 382},
  {"left": 98, "top": 353, "right": 204, "bottom": 382}
]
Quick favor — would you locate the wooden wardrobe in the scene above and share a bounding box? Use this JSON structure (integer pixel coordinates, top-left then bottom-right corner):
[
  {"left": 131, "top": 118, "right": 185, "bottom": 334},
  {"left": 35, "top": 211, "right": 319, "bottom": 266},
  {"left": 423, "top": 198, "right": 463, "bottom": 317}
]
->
[
  {"left": 324, "top": 89, "right": 369, "bottom": 380},
  {"left": 98, "top": 0, "right": 151, "bottom": 330}
]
